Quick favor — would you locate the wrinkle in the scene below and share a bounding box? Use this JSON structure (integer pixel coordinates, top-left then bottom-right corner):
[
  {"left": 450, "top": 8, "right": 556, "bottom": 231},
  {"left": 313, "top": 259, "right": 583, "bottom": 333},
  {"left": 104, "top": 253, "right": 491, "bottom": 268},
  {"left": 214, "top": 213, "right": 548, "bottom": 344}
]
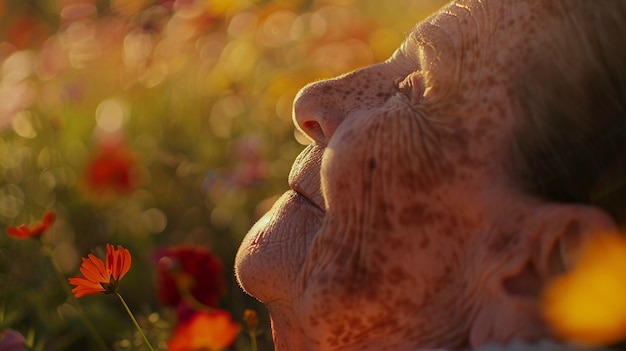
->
[{"left": 304, "top": 107, "right": 440, "bottom": 285}]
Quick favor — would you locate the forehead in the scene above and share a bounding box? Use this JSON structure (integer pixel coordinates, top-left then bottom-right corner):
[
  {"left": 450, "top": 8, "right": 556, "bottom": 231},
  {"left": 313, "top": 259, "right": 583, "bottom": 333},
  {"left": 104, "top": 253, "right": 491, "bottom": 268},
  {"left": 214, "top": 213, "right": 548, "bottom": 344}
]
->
[
  {"left": 401, "top": 0, "right": 544, "bottom": 57},
  {"left": 401, "top": 0, "right": 549, "bottom": 104},
  {"left": 384, "top": 0, "right": 558, "bottom": 177}
]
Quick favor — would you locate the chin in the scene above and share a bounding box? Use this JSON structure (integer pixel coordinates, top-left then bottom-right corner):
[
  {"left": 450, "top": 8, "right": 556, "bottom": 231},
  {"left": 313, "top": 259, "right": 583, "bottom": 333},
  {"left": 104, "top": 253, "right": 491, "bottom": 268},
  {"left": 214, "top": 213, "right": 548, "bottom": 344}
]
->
[{"left": 235, "top": 189, "right": 323, "bottom": 303}]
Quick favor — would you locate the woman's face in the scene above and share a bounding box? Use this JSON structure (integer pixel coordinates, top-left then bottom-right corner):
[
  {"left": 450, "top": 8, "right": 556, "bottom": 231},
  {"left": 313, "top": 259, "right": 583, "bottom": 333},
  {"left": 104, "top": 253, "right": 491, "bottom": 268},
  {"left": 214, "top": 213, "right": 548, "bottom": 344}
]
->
[{"left": 236, "top": 0, "right": 553, "bottom": 349}]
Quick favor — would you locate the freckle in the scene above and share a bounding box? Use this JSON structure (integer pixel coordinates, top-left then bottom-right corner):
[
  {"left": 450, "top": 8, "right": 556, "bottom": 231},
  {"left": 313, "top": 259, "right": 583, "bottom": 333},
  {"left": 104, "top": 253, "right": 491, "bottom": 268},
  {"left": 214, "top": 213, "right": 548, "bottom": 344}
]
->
[
  {"left": 327, "top": 337, "right": 339, "bottom": 347},
  {"left": 456, "top": 153, "right": 485, "bottom": 169},
  {"left": 400, "top": 202, "right": 443, "bottom": 226},
  {"left": 419, "top": 236, "right": 430, "bottom": 249},
  {"left": 422, "top": 290, "right": 432, "bottom": 303},
  {"left": 365, "top": 288, "right": 379, "bottom": 302},
  {"left": 368, "top": 158, "right": 377, "bottom": 170},
  {"left": 331, "top": 324, "right": 345, "bottom": 337},
  {"left": 374, "top": 249, "right": 389, "bottom": 263},
  {"left": 387, "top": 266, "right": 411, "bottom": 285},
  {"left": 372, "top": 211, "right": 393, "bottom": 230},
  {"left": 349, "top": 316, "right": 364, "bottom": 329},
  {"left": 386, "top": 237, "right": 404, "bottom": 251},
  {"left": 476, "top": 116, "right": 494, "bottom": 128}
]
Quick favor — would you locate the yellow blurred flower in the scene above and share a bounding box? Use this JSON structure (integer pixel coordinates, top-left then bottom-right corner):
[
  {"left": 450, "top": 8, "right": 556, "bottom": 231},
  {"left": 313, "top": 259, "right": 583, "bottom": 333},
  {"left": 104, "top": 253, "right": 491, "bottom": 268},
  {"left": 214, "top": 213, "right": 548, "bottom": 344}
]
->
[{"left": 543, "top": 232, "right": 626, "bottom": 346}]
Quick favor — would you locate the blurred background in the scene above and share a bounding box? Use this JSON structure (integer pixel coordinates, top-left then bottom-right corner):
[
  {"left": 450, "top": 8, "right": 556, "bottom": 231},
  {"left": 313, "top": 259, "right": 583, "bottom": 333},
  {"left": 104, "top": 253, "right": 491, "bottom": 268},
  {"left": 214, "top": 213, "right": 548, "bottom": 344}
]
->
[{"left": 0, "top": 0, "right": 447, "bottom": 349}]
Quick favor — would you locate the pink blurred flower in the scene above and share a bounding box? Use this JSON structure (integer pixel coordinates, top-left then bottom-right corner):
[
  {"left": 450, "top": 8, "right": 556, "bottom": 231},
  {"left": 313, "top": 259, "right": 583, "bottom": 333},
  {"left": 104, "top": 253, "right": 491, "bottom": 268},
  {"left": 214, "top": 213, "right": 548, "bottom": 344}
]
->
[
  {"left": 229, "top": 135, "right": 266, "bottom": 187},
  {"left": 0, "top": 329, "right": 28, "bottom": 351}
]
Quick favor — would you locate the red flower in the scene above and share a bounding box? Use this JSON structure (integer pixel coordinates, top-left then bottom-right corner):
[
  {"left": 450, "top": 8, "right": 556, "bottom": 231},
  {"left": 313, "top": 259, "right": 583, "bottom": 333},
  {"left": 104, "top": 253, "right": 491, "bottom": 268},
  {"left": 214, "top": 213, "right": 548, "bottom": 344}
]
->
[
  {"left": 68, "top": 244, "right": 131, "bottom": 298},
  {"left": 167, "top": 310, "right": 239, "bottom": 351},
  {"left": 6, "top": 211, "right": 55, "bottom": 240},
  {"left": 85, "top": 143, "right": 138, "bottom": 194},
  {"left": 156, "top": 246, "right": 225, "bottom": 309}
]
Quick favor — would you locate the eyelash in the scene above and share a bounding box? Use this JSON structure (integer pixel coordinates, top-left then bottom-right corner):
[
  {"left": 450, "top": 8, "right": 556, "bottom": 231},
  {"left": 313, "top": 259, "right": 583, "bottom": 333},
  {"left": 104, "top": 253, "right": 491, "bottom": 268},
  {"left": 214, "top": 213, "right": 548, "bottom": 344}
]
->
[
  {"left": 394, "top": 77, "right": 410, "bottom": 96},
  {"left": 394, "top": 72, "right": 425, "bottom": 104}
]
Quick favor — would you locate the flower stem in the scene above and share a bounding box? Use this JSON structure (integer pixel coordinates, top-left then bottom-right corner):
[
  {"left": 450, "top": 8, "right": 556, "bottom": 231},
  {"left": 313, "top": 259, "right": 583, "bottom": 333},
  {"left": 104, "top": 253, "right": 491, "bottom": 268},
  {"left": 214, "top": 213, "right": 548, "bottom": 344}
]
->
[
  {"left": 243, "top": 310, "right": 260, "bottom": 351},
  {"left": 249, "top": 331, "right": 258, "bottom": 351},
  {"left": 115, "top": 292, "right": 156, "bottom": 351},
  {"left": 44, "top": 249, "right": 108, "bottom": 351},
  {"left": 179, "top": 285, "right": 213, "bottom": 313}
]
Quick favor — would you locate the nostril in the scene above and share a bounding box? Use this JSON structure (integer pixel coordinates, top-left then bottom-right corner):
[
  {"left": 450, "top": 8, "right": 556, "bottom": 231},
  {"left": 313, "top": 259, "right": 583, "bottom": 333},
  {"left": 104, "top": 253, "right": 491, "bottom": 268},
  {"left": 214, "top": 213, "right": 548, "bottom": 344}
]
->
[{"left": 300, "top": 120, "right": 325, "bottom": 144}]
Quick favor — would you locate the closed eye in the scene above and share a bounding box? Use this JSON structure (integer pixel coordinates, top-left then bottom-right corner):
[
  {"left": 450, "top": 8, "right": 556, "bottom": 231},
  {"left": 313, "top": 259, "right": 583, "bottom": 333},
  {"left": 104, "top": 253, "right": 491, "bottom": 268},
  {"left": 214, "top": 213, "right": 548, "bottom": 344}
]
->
[{"left": 394, "top": 71, "right": 425, "bottom": 105}]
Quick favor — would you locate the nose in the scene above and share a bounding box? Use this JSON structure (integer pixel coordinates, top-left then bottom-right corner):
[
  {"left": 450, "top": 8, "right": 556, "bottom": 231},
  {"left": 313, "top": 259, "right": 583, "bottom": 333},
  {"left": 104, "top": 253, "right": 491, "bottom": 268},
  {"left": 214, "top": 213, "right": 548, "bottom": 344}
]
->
[
  {"left": 292, "top": 65, "right": 392, "bottom": 145},
  {"left": 292, "top": 79, "right": 345, "bottom": 145}
]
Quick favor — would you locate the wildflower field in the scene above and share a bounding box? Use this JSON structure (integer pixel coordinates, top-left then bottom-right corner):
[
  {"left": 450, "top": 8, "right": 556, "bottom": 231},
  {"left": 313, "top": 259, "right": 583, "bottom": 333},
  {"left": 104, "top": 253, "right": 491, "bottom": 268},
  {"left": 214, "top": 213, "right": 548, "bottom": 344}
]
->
[{"left": 0, "top": 0, "right": 447, "bottom": 350}]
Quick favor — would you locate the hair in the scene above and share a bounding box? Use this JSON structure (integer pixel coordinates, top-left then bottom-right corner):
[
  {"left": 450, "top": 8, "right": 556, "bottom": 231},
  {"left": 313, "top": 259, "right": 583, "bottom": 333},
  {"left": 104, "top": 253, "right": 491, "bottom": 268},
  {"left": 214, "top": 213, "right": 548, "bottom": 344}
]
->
[{"left": 508, "top": 0, "right": 626, "bottom": 224}]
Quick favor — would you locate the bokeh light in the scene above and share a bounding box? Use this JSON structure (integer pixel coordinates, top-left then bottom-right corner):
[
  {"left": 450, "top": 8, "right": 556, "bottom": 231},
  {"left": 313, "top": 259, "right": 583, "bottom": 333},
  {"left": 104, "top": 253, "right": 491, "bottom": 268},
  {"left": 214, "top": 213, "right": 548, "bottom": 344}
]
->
[{"left": 0, "top": 0, "right": 447, "bottom": 349}]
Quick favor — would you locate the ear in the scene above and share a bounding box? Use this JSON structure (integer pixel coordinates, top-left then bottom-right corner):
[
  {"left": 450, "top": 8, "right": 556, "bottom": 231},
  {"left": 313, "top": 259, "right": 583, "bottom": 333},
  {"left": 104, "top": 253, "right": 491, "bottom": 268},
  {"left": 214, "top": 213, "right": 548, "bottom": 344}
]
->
[
  {"left": 469, "top": 203, "right": 618, "bottom": 348},
  {"left": 526, "top": 204, "right": 618, "bottom": 279}
]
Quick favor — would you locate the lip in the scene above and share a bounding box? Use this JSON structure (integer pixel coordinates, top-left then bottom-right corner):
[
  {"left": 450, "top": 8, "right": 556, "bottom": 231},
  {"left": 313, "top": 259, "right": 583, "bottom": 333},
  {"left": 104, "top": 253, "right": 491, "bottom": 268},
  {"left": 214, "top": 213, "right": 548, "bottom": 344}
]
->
[
  {"left": 288, "top": 144, "right": 325, "bottom": 213},
  {"left": 290, "top": 186, "right": 323, "bottom": 213}
]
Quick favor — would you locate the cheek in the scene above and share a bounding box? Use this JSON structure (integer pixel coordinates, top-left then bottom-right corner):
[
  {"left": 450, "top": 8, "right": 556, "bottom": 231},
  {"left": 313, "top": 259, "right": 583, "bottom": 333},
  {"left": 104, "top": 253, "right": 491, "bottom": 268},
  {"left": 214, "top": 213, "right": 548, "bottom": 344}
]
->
[
  {"left": 297, "top": 106, "right": 473, "bottom": 345},
  {"left": 304, "top": 107, "right": 458, "bottom": 304},
  {"left": 321, "top": 104, "right": 457, "bottom": 214}
]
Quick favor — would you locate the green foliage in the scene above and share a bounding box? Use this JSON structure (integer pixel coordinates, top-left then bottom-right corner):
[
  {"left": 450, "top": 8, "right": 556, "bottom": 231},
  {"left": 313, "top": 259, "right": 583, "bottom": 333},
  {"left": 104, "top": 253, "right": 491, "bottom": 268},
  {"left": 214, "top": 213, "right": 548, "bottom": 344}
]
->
[{"left": 0, "top": 0, "right": 445, "bottom": 349}]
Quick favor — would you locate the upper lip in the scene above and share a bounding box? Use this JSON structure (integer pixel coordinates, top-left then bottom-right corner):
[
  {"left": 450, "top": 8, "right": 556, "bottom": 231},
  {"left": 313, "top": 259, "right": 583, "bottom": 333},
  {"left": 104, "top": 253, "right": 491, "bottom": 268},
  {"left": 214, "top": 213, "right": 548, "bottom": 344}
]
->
[{"left": 288, "top": 144, "right": 325, "bottom": 213}]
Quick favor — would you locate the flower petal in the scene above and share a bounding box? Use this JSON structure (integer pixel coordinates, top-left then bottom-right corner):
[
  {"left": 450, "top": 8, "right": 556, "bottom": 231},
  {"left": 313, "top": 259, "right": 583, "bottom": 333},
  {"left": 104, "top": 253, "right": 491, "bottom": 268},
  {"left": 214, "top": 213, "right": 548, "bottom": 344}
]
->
[
  {"left": 79, "top": 255, "right": 109, "bottom": 283},
  {"left": 116, "top": 246, "right": 132, "bottom": 280},
  {"left": 105, "top": 244, "right": 132, "bottom": 281},
  {"left": 68, "top": 276, "right": 103, "bottom": 290},
  {"left": 168, "top": 310, "right": 240, "bottom": 351},
  {"left": 71, "top": 285, "right": 106, "bottom": 298},
  {"left": 5, "top": 212, "right": 55, "bottom": 240},
  {"left": 6, "top": 226, "right": 31, "bottom": 239},
  {"left": 68, "top": 277, "right": 105, "bottom": 297}
]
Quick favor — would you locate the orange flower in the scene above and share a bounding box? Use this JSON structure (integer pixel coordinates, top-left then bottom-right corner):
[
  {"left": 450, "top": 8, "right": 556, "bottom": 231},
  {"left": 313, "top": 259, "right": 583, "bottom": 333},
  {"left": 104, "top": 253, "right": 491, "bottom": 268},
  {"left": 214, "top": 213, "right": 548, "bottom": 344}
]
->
[
  {"left": 543, "top": 233, "right": 626, "bottom": 346},
  {"left": 6, "top": 211, "right": 55, "bottom": 240},
  {"left": 68, "top": 244, "right": 132, "bottom": 298},
  {"left": 167, "top": 310, "right": 240, "bottom": 351}
]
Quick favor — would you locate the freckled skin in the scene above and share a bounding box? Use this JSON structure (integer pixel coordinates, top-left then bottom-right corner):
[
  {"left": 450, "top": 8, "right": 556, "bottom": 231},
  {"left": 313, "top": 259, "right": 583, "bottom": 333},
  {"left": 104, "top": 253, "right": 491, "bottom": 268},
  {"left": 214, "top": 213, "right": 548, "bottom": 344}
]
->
[{"left": 235, "top": 0, "right": 567, "bottom": 350}]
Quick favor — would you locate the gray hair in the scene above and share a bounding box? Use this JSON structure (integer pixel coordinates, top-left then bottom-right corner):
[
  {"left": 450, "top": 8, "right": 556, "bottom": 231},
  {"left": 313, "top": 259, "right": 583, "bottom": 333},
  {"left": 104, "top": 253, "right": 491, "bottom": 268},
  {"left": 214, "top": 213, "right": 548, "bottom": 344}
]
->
[{"left": 509, "top": 0, "right": 626, "bottom": 223}]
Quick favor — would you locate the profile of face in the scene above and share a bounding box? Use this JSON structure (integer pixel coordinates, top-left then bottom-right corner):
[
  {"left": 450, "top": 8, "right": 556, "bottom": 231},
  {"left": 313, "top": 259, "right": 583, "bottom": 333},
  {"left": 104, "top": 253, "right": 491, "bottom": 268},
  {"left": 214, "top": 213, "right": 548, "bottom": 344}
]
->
[{"left": 236, "top": 0, "right": 625, "bottom": 350}]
